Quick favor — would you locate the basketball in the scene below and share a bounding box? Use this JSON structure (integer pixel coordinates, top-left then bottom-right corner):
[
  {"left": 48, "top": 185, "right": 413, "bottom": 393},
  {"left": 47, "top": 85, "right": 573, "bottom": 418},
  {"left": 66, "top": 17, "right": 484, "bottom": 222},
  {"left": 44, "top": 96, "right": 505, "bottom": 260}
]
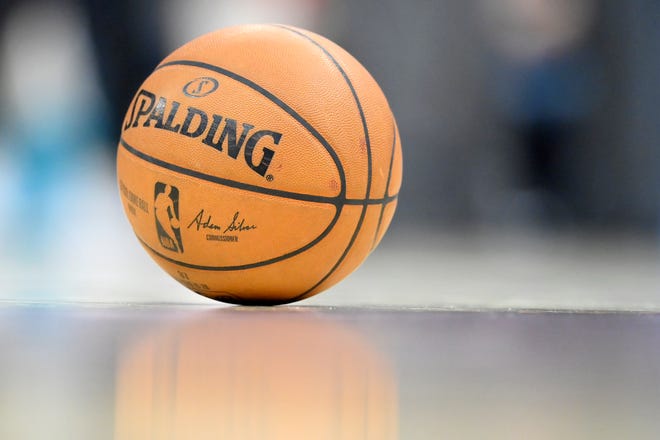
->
[{"left": 117, "top": 24, "right": 402, "bottom": 305}]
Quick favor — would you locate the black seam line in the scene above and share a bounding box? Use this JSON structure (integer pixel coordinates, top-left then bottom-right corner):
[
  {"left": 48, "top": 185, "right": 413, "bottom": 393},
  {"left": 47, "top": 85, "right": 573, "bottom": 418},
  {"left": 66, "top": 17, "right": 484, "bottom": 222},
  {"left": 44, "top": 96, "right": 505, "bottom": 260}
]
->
[
  {"left": 385, "top": 122, "right": 399, "bottom": 198},
  {"left": 120, "top": 139, "right": 397, "bottom": 206},
  {"left": 372, "top": 123, "right": 398, "bottom": 250},
  {"left": 272, "top": 25, "right": 374, "bottom": 301},
  {"left": 347, "top": 195, "right": 397, "bottom": 205},
  {"left": 155, "top": 58, "right": 347, "bottom": 202}
]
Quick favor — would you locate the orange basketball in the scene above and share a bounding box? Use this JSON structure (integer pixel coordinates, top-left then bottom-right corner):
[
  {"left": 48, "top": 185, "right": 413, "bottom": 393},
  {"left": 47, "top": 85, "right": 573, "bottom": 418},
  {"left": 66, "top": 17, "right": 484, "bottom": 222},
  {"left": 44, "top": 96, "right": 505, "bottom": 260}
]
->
[{"left": 117, "top": 24, "right": 402, "bottom": 305}]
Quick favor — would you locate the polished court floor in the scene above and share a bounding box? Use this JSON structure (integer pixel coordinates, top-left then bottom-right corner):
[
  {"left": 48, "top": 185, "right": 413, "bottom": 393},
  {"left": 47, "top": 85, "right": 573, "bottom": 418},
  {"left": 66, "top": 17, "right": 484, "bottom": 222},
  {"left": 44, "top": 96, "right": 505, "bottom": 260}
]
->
[{"left": 2, "top": 302, "right": 660, "bottom": 439}]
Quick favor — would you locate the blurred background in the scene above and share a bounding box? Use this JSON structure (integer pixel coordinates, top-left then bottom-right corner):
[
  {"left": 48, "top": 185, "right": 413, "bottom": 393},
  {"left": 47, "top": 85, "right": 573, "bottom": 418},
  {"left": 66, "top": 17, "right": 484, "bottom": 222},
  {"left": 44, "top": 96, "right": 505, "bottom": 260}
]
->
[{"left": 0, "top": 0, "right": 659, "bottom": 308}]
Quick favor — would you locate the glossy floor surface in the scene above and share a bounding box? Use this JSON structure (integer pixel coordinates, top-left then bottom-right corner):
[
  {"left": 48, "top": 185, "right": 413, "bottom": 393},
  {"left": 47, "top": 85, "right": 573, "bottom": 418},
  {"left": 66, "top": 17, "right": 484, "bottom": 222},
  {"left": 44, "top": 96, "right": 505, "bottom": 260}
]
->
[{"left": 2, "top": 303, "right": 660, "bottom": 439}]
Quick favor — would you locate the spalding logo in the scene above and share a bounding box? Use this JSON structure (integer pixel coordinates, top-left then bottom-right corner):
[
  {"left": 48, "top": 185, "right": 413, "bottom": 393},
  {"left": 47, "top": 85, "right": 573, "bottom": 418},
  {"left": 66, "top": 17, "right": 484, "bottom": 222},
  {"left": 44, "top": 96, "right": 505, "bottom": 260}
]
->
[
  {"left": 183, "top": 77, "right": 219, "bottom": 98},
  {"left": 123, "top": 89, "right": 281, "bottom": 178}
]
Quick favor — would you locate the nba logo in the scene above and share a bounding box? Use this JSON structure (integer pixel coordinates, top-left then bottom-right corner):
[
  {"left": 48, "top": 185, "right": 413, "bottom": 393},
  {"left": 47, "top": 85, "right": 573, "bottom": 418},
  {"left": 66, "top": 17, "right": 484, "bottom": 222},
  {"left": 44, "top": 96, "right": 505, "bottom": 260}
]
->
[{"left": 154, "top": 182, "right": 184, "bottom": 253}]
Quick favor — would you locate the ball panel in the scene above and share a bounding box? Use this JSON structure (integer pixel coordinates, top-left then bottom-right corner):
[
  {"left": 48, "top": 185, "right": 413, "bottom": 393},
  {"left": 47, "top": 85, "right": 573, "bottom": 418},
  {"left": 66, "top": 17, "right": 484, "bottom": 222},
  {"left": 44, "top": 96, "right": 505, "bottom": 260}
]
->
[
  {"left": 160, "top": 24, "right": 373, "bottom": 200},
  {"left": 121, "top": 64, "right": 343, "bottom": 199},
  {"left": 118, "top": 146, "right": 338, "bottom": 269},
  {"left": 372, "top": 200, "right": 398, "bottom": 251},
  {"left": 147, "top": 205, "right": 367, "bottom": 304},
  {"left": 387, "top": 123, "right": 403, "bottom": 197},
  {"left": 281, "top": 25, "right": 400, "bottom": 201},
  {"left": 293, "top": 204, "right": 388, "bottom": 301}
]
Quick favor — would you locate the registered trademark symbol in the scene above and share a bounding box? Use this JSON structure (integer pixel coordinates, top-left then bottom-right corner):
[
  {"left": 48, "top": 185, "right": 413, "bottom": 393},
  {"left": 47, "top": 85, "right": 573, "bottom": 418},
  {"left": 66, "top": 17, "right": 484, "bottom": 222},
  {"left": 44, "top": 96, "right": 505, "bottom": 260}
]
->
[{"left": 266, "top": 174, "right": 274, "bottom": 182}]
